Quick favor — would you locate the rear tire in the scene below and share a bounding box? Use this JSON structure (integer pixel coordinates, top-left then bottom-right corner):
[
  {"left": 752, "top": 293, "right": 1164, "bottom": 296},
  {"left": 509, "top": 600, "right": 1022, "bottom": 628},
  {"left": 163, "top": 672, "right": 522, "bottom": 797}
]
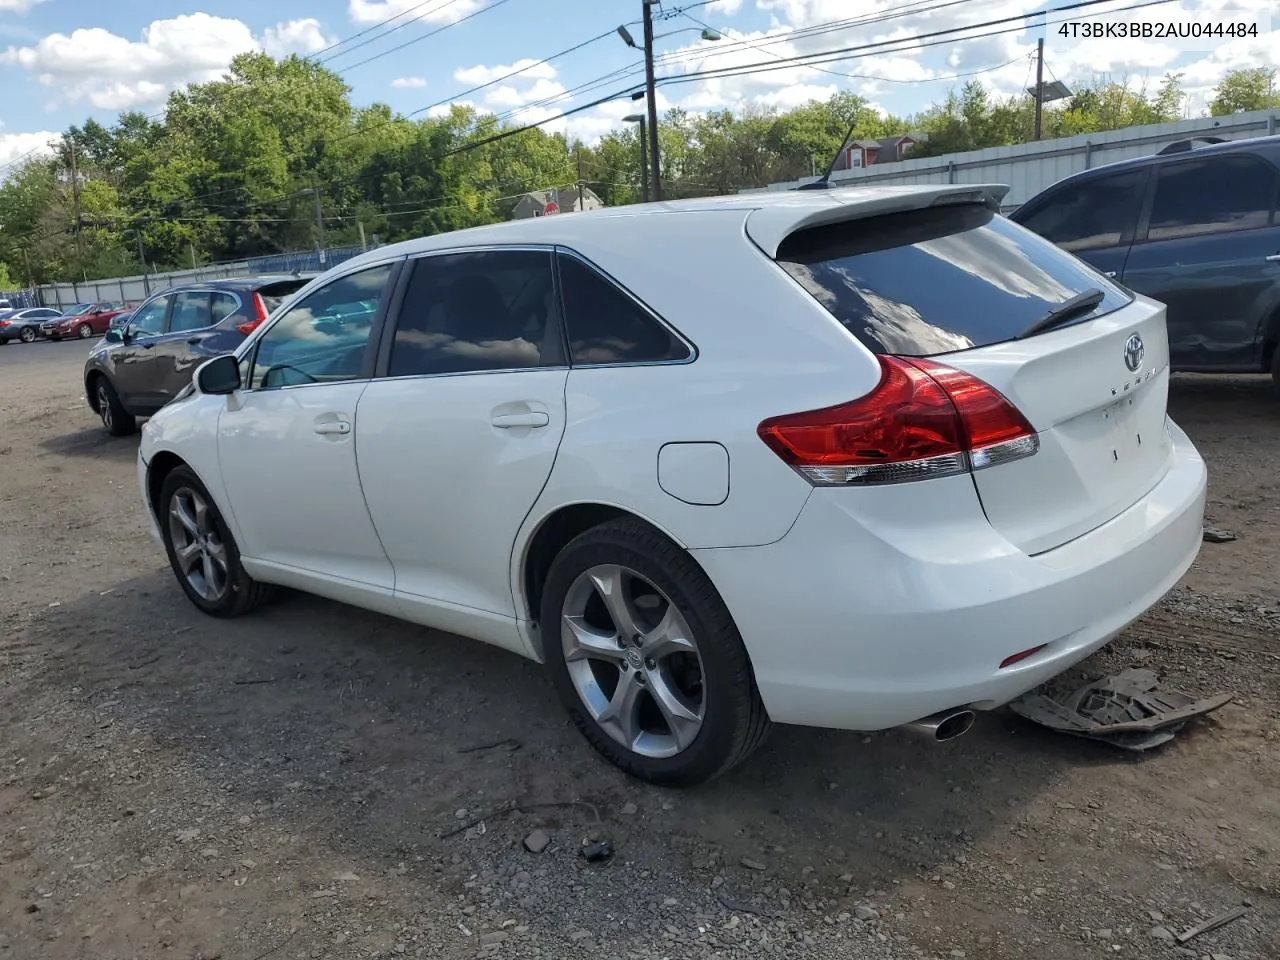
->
[
  {"left": 92, "top": 376, "right": 137, "bottom": 437},
  {"left": 540, "top": 518, "right": 771, "bottom": 786},
  {"left": 158, "top": 466, "right": 275, "bottom": 618},
  {"left": 19, "top": 327, "right": 36, "bottom": 343}
]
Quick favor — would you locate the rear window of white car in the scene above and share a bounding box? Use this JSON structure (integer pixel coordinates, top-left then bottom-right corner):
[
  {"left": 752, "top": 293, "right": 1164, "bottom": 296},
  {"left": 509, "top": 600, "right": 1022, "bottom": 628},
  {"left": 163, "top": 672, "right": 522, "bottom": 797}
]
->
[{"left": 775, "top": 203, "right": 1132, "bottom": 357}]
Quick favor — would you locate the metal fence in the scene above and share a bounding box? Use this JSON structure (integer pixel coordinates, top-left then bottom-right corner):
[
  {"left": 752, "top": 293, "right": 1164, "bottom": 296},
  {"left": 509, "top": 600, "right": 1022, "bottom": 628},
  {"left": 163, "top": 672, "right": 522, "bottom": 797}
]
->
[
  {"left": 744, "top": 108, "right": 1280, "bottom": 209},
  {"left": 0, "top": 289, "right": 40, "bottom": 309},
  {"left": 33, "top": 244, "right": 366, "bottom": 311}
]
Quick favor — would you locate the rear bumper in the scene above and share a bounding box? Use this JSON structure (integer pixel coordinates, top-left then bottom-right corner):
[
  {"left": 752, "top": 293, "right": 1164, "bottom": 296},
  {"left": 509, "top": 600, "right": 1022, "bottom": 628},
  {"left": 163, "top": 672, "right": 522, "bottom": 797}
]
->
[{"left": 692, "top": 420, "right": 1207, "bottom": 731}]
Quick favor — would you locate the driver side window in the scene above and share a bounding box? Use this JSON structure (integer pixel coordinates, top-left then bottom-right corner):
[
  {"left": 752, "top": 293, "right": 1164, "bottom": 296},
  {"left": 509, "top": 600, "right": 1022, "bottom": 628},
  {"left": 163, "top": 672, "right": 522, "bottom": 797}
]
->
[
  {"left": 248, "top": 264, "right": 393, "bottom": 390},
  {"left": 129, "top": 296, "right": 171, "bottom": 336}
]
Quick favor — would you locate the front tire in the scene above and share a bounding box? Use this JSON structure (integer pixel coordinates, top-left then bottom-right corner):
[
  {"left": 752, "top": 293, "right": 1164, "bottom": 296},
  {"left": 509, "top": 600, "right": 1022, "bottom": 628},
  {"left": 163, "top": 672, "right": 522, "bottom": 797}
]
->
[
  {"left": 19, "top": 327, "right": 36, "bottom": 343},
  {"left": 77, "top": 322, "right": 94, "bottom": 339},
  {"left": 92, "top": 376, "right": 137, "bottom": 437},
  {"left": 158, "top": 466, "right": 275, "bottom": 618},
  {"left": 541, "top": 518, "right": 771, "bottom": 786}
]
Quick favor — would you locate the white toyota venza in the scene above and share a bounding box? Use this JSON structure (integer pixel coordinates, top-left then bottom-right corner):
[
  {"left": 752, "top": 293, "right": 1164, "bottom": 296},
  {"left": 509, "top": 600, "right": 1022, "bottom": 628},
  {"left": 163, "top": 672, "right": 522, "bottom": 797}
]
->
[{"left": 137, "top": 186, "right": 1207, "bottom": 785}]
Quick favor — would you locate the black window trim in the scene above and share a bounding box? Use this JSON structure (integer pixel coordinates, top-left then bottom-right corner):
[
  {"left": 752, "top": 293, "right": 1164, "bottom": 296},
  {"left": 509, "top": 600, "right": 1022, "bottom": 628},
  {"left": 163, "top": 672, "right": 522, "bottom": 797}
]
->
[
  {"left": 1011, "top": 166, "right": 1150, "bottom": 253},
  {"left": 1133, "top": 151, "right": 1280, "bottom": 244},
  {"left": 241, "top": 258, "right": 405, "bottom": 394},
  {"left": 553, "top": 245, "right": 698, "bottom": 369},
  {"left": 372, "top": 244, "right": 570, "bottom": 381}
]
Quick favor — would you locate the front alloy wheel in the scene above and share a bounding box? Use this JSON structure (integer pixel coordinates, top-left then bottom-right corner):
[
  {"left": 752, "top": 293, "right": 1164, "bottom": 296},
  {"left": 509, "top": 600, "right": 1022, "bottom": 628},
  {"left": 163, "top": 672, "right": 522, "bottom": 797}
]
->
[
  {"left": 78, "top": 322, "right": 94, "bottom": 339},
  {"left": 542, "top": 519, "right": 771, "bottom": 786},
  {"left": 158, "top": 465, "right": 274, "bottom": 617},
  {"left": 19, "top": 327, "right": 36, "bottom": 343}
]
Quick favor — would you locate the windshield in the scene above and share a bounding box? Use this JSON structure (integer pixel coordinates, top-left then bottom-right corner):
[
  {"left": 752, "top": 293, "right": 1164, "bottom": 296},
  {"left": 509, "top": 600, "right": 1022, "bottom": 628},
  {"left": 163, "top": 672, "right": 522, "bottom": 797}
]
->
[
  {"left": 61, "top": 303, "right": 92, "bottom": 316},
  {"left": 775, "top": 204, "right": 1132, "bottom": 357}
]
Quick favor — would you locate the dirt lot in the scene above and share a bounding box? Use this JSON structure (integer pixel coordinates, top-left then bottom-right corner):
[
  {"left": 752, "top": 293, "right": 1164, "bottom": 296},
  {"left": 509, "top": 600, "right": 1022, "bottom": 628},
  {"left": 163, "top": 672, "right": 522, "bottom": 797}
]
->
[{"left": 2, "top": 339, "right": 1278, "bottom": 960}]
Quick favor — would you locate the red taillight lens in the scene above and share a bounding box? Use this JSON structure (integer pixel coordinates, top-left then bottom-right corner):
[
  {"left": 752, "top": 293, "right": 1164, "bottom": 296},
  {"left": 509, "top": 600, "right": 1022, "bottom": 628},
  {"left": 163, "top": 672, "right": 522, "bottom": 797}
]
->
[
  {"left": 236, "top": 292, "right": 271, "bottom": 337},
  {"left": 757, "top": 355, "right": 1038, "bottom": 486}
]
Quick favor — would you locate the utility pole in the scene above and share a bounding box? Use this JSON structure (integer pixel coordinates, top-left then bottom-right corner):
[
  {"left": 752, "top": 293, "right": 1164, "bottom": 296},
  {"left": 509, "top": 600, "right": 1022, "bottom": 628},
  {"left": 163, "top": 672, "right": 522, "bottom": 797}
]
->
[
  {"left": 358, "top": 221, "right": 368, "bottom": 252},
  {"left": 67, "top": 138, "right": 84, "bottom": 267},
  {"left": 638, "top": 118, "right": 649, "bottom": 203},
  {"left": 189, "top": 242, "right": 197, "bottom": 269},
  {"left": 576, "top": 147, "right": 585, "bottom": 211},
  {"left": 642, "top": 0, "right": 662, "bottom": 201},
  {"left": 312, "top": 188, "right": 326, "bottom": 264},
  {"left": 1033, "top": 38, "right": 1045, "bottom": 141}
]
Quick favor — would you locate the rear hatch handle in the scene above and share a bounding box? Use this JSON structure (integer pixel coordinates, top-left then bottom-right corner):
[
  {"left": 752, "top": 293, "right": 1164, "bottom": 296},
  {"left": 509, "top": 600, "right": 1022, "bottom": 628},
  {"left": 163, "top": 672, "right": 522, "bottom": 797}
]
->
[{"left": 1015, "top": 288, "right": 1105, "bottom": 340}]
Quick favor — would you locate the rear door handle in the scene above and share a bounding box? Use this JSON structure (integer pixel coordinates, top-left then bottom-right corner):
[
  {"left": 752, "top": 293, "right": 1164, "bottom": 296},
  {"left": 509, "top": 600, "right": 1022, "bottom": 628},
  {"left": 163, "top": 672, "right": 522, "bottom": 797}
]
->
[
  {"left": 1265, "top": 254, "right": 1280, "bottom": 262},
  {"left": 491, "top": 412, "right": 549, "bottom": 429},
  {"left": 314, "top": 420, "right": 351, "bottom": 436},
  {"left": 1103, "top": 270, "right": 1118, "bottom": 278}
]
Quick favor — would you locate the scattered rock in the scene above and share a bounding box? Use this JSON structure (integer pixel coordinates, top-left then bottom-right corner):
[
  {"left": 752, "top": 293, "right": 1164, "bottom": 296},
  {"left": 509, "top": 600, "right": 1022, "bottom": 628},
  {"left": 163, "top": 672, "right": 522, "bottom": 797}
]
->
[
  {"left": 580, "top": 840, "right": 614, "bottom": 863},
  {"left": 1150, "top": 926, "right": 1175, "bottom": 942},
  {"left": 740, "top": 857, "right": 767, "bottom": 871},
  {"left": 479, "top": 932, "right": 507, "bottom": 945},
  {"left": 854, "top": 905, "right": 879, "bottom": 922},
  {"left": 333, "top": 871, "right": 360, "bottom": 883},
  {"left": 620, "top": 801, "right": 638, "bottom": 816},
  {"left": 523, "top": 830, "right": 550, "bottom": 854}
]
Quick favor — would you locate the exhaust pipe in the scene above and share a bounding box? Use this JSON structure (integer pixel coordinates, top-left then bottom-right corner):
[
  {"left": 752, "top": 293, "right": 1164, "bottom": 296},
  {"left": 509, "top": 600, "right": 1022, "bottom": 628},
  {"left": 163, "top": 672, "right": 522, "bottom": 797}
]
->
[{"left": 905, "top": 708, "right": 975, "bottom": 742}]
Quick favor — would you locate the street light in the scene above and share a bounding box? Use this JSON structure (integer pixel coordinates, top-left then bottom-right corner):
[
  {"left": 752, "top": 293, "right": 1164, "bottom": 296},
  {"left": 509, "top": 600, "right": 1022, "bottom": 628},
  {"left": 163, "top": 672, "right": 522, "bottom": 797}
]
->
[
  {"left": 617, "top": 5, "right": 723, "bottom": 202},
  {"left": 623, "top": 114, "right": 649, "bottom": 203}
]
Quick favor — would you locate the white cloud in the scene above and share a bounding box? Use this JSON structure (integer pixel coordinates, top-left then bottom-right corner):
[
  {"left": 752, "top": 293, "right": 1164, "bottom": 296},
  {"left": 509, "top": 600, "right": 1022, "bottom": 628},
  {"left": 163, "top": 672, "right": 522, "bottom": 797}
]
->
[
  {"left": 261, "top": 18, "right": 333, "bottom": 58},
  {"left": 392, "top": 76, "right": 427, "bottom": 89},
  {"left": 426, "top": 100, "right": 478, "bottom": 119},
  {"left": 0, "top": 130, "right": 57, "bottom": 173},
  {"left": 454, "top": 58, "right": 558, "bottom": 87},
  {"left": 0, "top": 0, "right": 45, "bottom": 12},
  {"left": 0, "top": 15, "right": 338, "bottom": 111},
  {"left": 486, "top": 77, "right": 566, "bottom": 109},
  {"left": 348, "top": 0, "right": 482, "bottom": 27}
]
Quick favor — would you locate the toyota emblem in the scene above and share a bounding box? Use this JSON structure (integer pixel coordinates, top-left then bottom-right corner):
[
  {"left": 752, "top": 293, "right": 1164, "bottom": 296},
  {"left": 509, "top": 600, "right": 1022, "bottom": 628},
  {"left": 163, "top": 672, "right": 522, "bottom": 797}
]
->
[{"left": 1123, "top": 333, "right": 1144, "bottom": 373}]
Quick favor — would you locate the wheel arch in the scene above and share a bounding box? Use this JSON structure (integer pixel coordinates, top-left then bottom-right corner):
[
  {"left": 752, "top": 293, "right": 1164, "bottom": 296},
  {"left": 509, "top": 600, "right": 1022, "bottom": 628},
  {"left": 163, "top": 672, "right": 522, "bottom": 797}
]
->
[
  {"left": 84, "top": 368, "right": 107, "bottom": 412},
  {"left": 516, "top": 501, "right": 691, "bottom": 655},
  {"left": 1262, "top": 302, "right": 1280, "bottom": 373},
  {"left": 146, "top": 450, "right": 191, "bottom": 524}
]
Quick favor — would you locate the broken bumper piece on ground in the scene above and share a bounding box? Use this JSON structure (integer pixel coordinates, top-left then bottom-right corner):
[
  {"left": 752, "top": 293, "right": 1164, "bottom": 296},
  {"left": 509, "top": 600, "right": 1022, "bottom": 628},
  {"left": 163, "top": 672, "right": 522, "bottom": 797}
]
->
[{"left": 1010, "top": 668, "right": 1233, "bottom": 751}]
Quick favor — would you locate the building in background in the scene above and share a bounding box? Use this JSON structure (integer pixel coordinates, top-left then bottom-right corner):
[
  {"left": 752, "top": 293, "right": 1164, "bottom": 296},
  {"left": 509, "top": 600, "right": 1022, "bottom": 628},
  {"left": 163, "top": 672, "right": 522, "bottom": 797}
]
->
[
  {"left": 511, "top": 185, "right": 604, "bottom": 219},
  {"left": 835, "top": 134, "right": 929, "bottom": 171}
]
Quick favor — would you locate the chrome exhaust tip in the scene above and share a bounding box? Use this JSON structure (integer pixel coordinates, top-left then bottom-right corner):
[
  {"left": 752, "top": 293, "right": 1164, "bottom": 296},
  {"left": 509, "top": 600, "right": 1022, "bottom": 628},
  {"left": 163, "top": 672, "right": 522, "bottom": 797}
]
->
[{"left": 905, "top": 708, "right": 975, "bottom": 742}]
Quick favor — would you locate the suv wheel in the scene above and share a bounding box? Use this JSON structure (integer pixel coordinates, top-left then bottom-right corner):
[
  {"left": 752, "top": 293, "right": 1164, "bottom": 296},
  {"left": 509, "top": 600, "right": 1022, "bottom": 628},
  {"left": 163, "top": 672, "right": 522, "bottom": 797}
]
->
[
  {"left": 541, "top": 518, "right": 771, "bottom": 786},
  {"left": 77, "top": 322, "right": 94, "bottom": 339},
  {"left": 92, "top": 376, "right": 137, "bottom": 437},
  {"left": 158, "top": 466, "right": 275, "bottom": 617}
]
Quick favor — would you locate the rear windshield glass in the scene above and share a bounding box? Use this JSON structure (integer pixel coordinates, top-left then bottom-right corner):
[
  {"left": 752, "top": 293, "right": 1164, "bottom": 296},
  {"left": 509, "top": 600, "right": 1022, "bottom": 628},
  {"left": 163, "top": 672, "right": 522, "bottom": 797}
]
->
[
  {"left": 257, "top": 280, "right": 310, "bottom": 313},
  {"left": 775, "top": 204, "right": 1132, "bottom": 357}
]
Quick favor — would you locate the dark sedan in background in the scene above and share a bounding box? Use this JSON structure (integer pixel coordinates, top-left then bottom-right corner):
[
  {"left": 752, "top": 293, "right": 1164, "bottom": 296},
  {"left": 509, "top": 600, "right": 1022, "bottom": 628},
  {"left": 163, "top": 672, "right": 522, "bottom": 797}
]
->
[
  {"left": 85, "top": 274, "right": 311, "bottom": 435},
  {"left": 44, "top": 302, "right": 135, "bottom": 340},
  {"left": 0, "top": 307, "right": 63, "bottom": 343}
]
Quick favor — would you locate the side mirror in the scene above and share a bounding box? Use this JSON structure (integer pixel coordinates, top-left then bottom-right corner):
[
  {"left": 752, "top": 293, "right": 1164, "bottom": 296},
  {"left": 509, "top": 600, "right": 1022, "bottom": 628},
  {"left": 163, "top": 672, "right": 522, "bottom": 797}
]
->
[
  {"left": 195, "top": 354, "right": 241, "bottom": 395},
  {"left": 103, "top": 328, "right": 123, "bottom": 344}
]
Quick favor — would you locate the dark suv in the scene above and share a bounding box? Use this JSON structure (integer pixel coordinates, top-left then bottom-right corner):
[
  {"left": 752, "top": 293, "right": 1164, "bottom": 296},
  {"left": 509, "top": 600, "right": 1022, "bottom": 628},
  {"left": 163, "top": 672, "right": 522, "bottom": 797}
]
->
[
  {"left": 85, "top": 275, "right": 311, "bottom": 435},
  {"left": 1010, "top": 135, "right": 1280, "bottom": 386}
]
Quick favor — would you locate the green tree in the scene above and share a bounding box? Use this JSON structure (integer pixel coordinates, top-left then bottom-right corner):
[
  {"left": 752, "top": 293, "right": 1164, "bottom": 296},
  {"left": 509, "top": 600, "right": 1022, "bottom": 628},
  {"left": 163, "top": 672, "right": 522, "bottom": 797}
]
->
[{"left": 1210, "top": 68, "right": 1280, "bottom": 115}]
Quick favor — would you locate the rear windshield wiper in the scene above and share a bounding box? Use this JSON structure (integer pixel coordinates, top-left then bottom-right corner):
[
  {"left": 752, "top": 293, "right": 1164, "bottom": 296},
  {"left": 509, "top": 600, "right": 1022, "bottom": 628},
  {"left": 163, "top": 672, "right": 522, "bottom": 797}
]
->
[{"left": 1016, "top": 288, "right": 1105, "bottom": 340}]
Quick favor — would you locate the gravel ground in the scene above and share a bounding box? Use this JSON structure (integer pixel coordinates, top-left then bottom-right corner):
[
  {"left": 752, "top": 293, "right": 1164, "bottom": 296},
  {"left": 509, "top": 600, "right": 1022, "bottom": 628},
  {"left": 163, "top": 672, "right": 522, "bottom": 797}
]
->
[{"left": 1, "top": 339, "right": 1278, "bottom": 960}]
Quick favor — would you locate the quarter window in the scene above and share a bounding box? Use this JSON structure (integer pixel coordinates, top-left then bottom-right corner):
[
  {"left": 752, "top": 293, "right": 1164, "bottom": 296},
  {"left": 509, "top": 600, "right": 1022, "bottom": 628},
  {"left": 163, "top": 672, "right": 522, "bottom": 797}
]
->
[
  {"left": 210, "top": 292, "right": 240, "bottom": 324},
  {"left": 387, "top": 250, "right": 560, "bottom": 377},
  {"left": 1014, "top": 170, "right": 1146, "bottom": 252},
  {"left": 556, "top": 253, "right": 690, "bottom": 365},
  {"left": 1147, "top": 156, "right": 1277, "bottom": 241},
  {"left": 249, "top": 264, "right": 392, "bottom": 389}
]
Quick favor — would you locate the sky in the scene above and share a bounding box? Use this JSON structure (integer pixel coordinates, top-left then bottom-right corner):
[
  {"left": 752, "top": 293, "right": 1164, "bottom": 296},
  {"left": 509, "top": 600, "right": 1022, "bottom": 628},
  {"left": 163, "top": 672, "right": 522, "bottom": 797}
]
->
[{"left": 1, "top": 0, "right": 1278, "bottom": 172}]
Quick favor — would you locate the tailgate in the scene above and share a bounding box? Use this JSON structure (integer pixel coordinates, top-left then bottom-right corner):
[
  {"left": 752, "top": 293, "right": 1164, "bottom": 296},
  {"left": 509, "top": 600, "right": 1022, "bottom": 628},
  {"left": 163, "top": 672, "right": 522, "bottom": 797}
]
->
[{"left": 946, "top": 297, "right": 1172, "bottom": 554}]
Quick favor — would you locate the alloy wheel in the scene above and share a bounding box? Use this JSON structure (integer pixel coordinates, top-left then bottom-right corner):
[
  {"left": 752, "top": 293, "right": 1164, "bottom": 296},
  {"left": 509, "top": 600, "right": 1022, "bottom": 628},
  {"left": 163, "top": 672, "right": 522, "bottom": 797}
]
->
[
  {"left": 96, "top": 384, "right": 112, "bottom": 431},
  {"left": 78, "top": 323, "right": 93, "bottom": 339},
  {"left": 560, "top": 564, "right": 706, "bottom": 759},
  {"left": 19, "top": 327, "right": 36, "bottom": 343},
  {"left": 167, "top": 487, "right": 229, "bottom": 602}
]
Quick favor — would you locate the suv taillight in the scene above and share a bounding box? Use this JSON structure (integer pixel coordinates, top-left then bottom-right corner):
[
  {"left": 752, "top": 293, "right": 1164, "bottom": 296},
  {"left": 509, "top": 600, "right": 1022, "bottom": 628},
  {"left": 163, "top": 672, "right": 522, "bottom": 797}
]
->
[
  {"left": 757, "top": 355, "right": 1038, "bottom": 486},
  {"left": 237, "top": 292, "right": 271, "bottom": 336}
]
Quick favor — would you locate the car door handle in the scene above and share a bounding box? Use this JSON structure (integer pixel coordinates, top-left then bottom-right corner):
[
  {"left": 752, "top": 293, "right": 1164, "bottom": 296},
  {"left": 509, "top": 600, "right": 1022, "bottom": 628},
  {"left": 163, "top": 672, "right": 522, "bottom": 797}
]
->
[
  {"left": 1103, "top": 270, "right": 1117, "bottom": 277},
  {"left": 491, "top": 412, "right": 549, "bottom": 429},
  {"left": 1265, "top": 254, "right": 1280, "bottom": 262},
  {"left": 314, "top": 420, "right": 352, "bottom": 436}
]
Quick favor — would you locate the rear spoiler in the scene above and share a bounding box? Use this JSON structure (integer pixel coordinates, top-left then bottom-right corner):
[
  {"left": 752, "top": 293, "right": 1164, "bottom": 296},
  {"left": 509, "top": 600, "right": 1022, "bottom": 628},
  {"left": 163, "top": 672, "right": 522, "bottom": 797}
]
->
[{"left": 746, "top": 183, "right": 1011, "bottom": 258}]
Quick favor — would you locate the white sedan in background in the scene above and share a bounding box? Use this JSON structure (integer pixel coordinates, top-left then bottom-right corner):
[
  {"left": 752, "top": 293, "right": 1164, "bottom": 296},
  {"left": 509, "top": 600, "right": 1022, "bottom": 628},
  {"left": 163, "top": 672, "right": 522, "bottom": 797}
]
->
[{"left": 136, "top": 185, "right": 1206, "bottom": 785}]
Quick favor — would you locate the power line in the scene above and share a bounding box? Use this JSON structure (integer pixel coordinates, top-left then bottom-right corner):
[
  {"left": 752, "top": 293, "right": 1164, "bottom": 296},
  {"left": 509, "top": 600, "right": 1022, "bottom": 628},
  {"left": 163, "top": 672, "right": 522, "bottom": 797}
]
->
[
  {"left": 326, "top": 0, "right": 518, "bottom": 72},
  {"left": 311, "top": 0, "right": 462, "bottom": 60}
]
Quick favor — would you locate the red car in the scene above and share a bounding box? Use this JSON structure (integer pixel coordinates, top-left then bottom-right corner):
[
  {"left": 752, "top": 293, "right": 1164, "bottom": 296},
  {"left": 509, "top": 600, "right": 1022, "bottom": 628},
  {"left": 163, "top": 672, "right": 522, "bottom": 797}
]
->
[{"left": 44, "top": 302, "right": 135, "bottom": 341}]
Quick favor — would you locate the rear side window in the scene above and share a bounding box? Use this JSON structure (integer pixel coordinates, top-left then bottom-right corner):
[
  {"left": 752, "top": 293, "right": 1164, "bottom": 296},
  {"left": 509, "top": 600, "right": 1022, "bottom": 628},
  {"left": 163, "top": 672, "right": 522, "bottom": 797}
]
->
[
  {"left": 777, "top": 204, "right": 1132, "bottom": 357},
  {"left": 1147, "top": 156, "right": 1278, "bottom": 241},
  {"left": 1015, "top": 169, "right": 1146, "bottom": 252},
  {"left": 210, "top": 292, "right": 240, "bottom": 323},
  {"left": 557, "top": 253, "right": 690, "bottom": 365},
  {"left": 387, "top": 250, "right": 561, "bottom": 377}
]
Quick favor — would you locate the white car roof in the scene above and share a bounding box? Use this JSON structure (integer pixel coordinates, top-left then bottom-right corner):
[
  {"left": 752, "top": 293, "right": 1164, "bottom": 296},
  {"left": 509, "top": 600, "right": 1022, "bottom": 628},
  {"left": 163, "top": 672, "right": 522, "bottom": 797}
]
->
[{"left": 338, "top": 183, "right": 1011, "bottom": 269}]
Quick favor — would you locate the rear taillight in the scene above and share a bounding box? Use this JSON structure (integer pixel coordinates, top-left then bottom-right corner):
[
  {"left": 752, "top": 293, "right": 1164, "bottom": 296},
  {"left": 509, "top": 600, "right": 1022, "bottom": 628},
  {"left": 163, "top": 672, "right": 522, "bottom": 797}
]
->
[
  {"left": 757, "top": 355, "right": 1038, "bottom": 486},
  {"left": 236, "top": 292, "right": 271, "bottom": 336},
  {"left": 0, "top": 321, "right": 9, "bottom": 328}
]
